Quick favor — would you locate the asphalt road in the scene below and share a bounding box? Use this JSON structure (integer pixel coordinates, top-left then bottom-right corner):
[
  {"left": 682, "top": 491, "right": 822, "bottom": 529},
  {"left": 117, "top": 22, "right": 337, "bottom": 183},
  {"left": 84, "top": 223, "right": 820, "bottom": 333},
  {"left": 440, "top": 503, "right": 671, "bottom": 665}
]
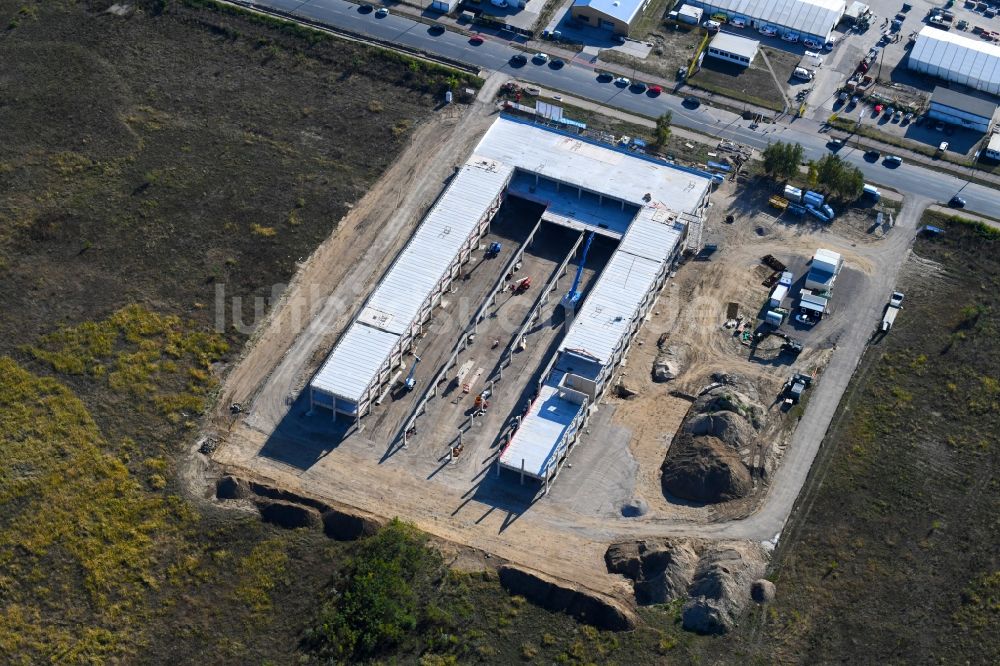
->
[{"left": 251, "top": 0, "right": 997, "bottom": 215}]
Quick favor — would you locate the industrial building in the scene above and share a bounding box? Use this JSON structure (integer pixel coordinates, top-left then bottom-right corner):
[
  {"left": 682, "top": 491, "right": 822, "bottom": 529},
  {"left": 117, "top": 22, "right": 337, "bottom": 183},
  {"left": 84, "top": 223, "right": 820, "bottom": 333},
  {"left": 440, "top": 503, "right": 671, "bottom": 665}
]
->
[
  {"left": 927, "top": 86, "right": 998, "bottom": 134},
  {"left": 706, "top": 32, "right": 760, "bottom": 66},
  {"left": 683, "top": 0, "right": 846, "bottom": 44},
  {"left": 309, "top": 116, "right": 713, "bottom": 452},
  {"left": 570, "top": 0, "right": 651, "bottom": 35},
  {"left": 908, "top": 27, "right": 1000, "bottom": 97}
]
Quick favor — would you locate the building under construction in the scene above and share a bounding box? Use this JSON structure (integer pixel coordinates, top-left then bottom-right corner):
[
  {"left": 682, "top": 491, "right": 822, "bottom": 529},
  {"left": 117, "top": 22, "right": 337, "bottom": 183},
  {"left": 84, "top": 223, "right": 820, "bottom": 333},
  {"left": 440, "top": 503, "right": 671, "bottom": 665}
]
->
[{"left": 308, "top": 116, "right": 713, "bottom": 491}]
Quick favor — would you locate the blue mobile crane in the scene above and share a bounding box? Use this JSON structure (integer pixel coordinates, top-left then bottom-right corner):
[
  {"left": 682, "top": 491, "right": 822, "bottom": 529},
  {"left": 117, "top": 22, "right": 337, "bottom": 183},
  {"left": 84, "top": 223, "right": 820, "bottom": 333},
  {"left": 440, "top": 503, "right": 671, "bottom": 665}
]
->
[{"left": 560, "top": 230, "right": 595, "bottom": 314}]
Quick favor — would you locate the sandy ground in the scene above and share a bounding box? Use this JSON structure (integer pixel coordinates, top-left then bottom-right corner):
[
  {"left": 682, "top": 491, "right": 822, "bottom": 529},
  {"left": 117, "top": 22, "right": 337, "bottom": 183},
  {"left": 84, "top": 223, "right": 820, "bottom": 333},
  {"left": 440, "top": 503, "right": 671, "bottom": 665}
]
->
[{"left": 200, "top": 91, "right": 925, "bottom": 601}]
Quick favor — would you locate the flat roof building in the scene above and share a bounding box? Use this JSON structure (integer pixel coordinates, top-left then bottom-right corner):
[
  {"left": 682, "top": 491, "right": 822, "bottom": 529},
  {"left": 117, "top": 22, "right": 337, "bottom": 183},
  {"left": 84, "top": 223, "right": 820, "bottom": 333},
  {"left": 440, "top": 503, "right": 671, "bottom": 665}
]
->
[
  {"left": 927, "top": 86, "right": 998, "bottom": 134},
  {"left": 309, "top": 117, "right": 713, "bottom": 429},
  {"left": 685, "top": 0, "right": 846, "bottom": 43},
  {"left": 908, "top": 27, "right": 1000, "bottom": 96},
  {"left": 571, "top": 0, "right": 651, "bottom": 35},
  {"left": 706, "top": 32, "right": 760, "bottom": 66}
]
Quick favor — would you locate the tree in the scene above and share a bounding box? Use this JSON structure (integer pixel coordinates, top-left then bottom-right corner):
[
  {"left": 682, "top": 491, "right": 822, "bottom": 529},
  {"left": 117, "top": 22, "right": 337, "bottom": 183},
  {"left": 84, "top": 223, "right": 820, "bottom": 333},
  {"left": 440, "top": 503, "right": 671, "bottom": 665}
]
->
[
  {"left": 654, "top": 111, "right": 672, "bottom": 150},
  {"left": 813, "top": 154, "right": 864, "bottom": 201},
  {"left": 762, "top": 141, "right": 805, "bottom": 181}
]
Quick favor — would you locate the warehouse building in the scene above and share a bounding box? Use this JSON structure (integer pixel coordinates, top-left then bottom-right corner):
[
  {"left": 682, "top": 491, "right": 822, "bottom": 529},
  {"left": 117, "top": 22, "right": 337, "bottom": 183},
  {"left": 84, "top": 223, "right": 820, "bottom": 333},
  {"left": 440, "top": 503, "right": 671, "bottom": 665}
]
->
[
  {"left": 684, "top": 0, "right": 846, "bottom": 44},
  {"left": 310, "top": 117, "right": 713, "bottom": 429},
  {"left": 570, "top": 0, "right": 651, "bottom": 35},
  {"left": 927, "top": 86, "right": 998, "bottom": 134},
  {"left": 706, "top": 32, "right": 760, "bottom": 66},
  {"left": 908, "top": 27, "right": 1000, "bottom": 97}
]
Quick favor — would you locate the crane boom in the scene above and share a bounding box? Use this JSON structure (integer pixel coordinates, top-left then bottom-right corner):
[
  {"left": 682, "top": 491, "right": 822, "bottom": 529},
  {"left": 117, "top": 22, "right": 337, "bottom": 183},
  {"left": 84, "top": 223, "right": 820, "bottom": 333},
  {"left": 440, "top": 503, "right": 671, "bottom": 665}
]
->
[{"left": 561, "top": 230, "right": 595, "bottom": 311}]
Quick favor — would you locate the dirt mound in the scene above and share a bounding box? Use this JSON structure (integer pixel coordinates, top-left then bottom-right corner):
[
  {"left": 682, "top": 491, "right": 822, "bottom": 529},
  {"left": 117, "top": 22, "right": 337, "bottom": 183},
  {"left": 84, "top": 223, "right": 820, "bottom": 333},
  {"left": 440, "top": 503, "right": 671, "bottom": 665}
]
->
[
  {"left": 681, "top": 542, "right": 768, "bottom": 634},
  {"left": 322, "top": 509, "right": 384, "bottom": 541},
  {"left": 684, "top": 411, "right": 755, "bottom": 450},
  {"left": 694, "top": 387, "right": 765, "bottom": 431},
  {"left": 497, "top": 565, "right": 636, "bottom": 631},
  {"left": 215, "top": 475, "right": 248, "bottom": 500},
  {"left": 605, "top": 539, "right": 701, "bottom": 605},
  {"left": 661, "top": 376, "right": 766, "bottom": 504},
  {"left": 653, "top": 344, "right": 688, "bottom": 383},
  {"left": 751, "top": 579, "right": 776, "bottom": 603},
  {"left": 662, "top": 434, "right": 753, "bottom": 503},
  {"left": 256, "top": 499, "right": 321, "bottom": 530}
]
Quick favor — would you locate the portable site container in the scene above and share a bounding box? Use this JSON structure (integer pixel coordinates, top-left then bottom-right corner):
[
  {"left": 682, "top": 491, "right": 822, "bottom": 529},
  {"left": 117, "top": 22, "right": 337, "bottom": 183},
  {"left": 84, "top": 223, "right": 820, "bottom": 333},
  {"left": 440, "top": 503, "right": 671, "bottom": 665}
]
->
[
  {"left": 862, "top": 183, "right": 881, "bottom": 201},
  {"left": 783, "top": 184, "right": 803, "bottom": 203},
  {"left": 779, "top": 271, "right": 793, "bottom": 286},
  {"left": 769, "top": 283, "right": 789, "bottom": 308}
]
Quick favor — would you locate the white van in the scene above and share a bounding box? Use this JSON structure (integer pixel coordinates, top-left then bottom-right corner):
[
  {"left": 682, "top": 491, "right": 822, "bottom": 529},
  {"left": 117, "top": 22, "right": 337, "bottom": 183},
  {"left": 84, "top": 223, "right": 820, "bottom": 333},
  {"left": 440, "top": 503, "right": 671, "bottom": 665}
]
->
[{"left": 793, "top": 67, "right": 814, "bottom": 81}]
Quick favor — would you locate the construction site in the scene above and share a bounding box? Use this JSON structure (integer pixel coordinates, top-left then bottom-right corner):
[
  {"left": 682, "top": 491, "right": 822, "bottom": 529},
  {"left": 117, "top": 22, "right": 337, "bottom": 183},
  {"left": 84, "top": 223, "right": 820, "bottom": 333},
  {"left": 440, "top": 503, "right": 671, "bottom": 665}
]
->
[{"left": 208, "top": 91, "right": 913, "bottom": 630}]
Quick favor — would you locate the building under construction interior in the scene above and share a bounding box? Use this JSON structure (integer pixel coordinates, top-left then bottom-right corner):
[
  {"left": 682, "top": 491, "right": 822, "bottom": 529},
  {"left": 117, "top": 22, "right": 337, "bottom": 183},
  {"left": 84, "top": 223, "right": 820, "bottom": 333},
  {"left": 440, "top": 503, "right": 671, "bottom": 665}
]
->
[{"left": 307, "top": 115, "right": 714, "bottom": 492}]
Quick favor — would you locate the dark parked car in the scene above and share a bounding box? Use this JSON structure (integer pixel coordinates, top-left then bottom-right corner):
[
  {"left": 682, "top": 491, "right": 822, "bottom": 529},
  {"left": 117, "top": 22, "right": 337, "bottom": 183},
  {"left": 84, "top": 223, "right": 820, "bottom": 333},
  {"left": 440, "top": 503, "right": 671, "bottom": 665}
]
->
[{"left": 949, "top": 195, "right": 966, "bottom": 208}]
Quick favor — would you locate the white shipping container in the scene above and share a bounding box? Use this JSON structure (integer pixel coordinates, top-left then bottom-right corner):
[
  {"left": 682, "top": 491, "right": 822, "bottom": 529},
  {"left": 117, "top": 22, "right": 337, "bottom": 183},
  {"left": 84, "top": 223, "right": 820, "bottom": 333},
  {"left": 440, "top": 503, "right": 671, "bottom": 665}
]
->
[
  {"left": 783, "top": 185, "right": 803, "bottom": 203},
  {"left": 769, "top": 283, "right": 789, "bottom": 308}
]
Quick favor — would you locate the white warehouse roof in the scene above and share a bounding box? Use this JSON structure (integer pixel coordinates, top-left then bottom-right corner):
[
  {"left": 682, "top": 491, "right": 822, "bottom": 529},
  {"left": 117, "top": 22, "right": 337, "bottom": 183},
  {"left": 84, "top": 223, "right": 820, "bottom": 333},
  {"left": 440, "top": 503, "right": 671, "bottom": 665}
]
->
[
  {"left": 500, "top": 382, "right": 581, "bottom": 478},
  {"left": 476, "top": 117, "right": 711, "bottom": 215},
  {"left": 559, "top": 213, "right": 684, "bottom": 366},
  {"left": 572, "top": 0, "right": 647, "bottom": 24},
  {"left": 359, "top": 158, "right": 515, "bottom": 336},
  {"left": 310, "top": 324, "right": 400, "bottom": 403},
  {"left": 690, "top": 0, "right": 846, "bottom": 39},
  {"left": 908, "top": 27, "right": 1000, "bottom": 96}
]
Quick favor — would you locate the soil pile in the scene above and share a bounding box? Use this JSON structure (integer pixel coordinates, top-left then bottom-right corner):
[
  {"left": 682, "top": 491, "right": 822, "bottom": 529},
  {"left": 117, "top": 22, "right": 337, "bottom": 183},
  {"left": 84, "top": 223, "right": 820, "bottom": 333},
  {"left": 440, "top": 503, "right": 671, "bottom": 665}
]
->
[
  {"left": 661, "top": 377, "right": 766, "bottom": 503},
  {"left": 653, "top": 343, "right": 688, "bottom": 383},
  {"left": 605, "top": 539, "right": 701, "bottom": 605},
  {"left": 681, "top": 542, "right": 768, "bottom": 634}
]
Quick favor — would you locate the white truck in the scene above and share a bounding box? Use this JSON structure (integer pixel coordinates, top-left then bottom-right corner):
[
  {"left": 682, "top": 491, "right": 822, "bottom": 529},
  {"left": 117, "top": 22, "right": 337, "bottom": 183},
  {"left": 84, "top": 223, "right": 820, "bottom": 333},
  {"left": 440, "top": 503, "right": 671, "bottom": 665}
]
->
[{"left": 881, "top": 291, "right": 904, "bottom": 331}]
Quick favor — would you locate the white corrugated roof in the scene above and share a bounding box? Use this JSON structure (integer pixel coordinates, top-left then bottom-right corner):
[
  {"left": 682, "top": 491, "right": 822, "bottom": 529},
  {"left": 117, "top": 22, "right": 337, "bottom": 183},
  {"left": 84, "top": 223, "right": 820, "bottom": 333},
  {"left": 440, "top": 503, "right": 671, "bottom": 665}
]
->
[
  {"left": 573, "top": 0, "right": 647, "bottom": 24},
  {"left": 361, "top": 158, "right": 514, "bottom": 335},
  {"left": 557, "top": 209, "right": 683, "bottom": 365},
  {"left": 909, "top": 27, "right": 1000, "bottom": 96},
  {"left": 689, "top": 0, "right": 845, "bottom": 39},
  {"left": 500, "top": 382, "right": 583, "bottom": 478},
  {"left": 475, "top": 117, "right": 712, "bottom": 215},
  {"left": 617, "top": 207, "right": 684, "bottom": 261},
  {"left": 558, "top": 252, "right": 662, "bottom": 366},
  {"left": 310, "top": 324, "right": 401, "bottom": 402}
]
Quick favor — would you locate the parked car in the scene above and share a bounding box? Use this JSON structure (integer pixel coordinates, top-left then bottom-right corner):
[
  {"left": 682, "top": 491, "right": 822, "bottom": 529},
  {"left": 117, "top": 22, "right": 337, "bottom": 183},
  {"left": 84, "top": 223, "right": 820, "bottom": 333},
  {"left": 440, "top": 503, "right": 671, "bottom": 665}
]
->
[
  {"left": 864, "top": 149, "right": 881, "bottom": 161},
  {"left": 730, "top": 17, "right": 746, "bottom": 28},
  {"left": 759, "top": 25, "right": 777, "bottom": 36},
  {"left": 711, "top": 12, "right": 728, "bottom": 22},
  {"left": 884, "top": 155, "right": 903, "bottom": 167},
  {"left": 782, "top": 32, "right": 799, "bottom": 43},
  {"left": 613, "top": 76, "right": 631, "bottom": 87},
  {"left": 682, "top": 96, "right": 700, "bottom": 107},
  {"left": 949, "top": 195, "right": 966, "bottom": 208},
  {"left": 702, "top": 19, "right": 721, "bottom": 31},
  {"left": 532, "top": 52, "right": 549, "bottom": 63},
  {"left": 469, "top": 34, "right": 484, "bottom": 45},
  {"left": 648, "top": 85, "right": 663, "bottom": 95},
  {"left": 510, "top": 53, "right": 527, "bottom": 65},
  {"left": 803, "top": 38, "right": 823, "bottom": 49},
  {"left": 824, "top": 37, "right": 836, "bottom": 49},
  {"left": 630, "top": 81, "right": 648, "bottom": 93},
  {"left": 374, "top": 6, "right": 389, "bottom": 17}
]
